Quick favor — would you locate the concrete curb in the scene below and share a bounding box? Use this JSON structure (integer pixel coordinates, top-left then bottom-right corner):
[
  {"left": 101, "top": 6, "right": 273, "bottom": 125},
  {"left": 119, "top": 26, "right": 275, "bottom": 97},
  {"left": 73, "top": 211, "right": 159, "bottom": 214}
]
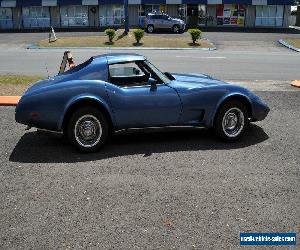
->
[
  {"left": 27, "top": 44, "right": 216, "bottom": 51},
  {"left": 0, "top": 96, "right": 20, "bottom": 106},
  {"left": 289, "top": 25, "right": 300, "bottom": 31},
  {"left": 278, "top": 39, "right": 300, "bottom": 52}
]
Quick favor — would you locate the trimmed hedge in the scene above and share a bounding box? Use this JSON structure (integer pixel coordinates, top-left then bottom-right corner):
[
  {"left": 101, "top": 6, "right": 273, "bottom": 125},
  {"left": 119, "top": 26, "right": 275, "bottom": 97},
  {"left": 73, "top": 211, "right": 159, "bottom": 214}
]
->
[
  {"left": 105, "top": 28, "right": 116, "bottom": 43},
  {"left": 188, "top": 29, "right": 202, "bottom": 44},
  {"left": 133, "top": 29, "right": 145, "bottom": 44}
]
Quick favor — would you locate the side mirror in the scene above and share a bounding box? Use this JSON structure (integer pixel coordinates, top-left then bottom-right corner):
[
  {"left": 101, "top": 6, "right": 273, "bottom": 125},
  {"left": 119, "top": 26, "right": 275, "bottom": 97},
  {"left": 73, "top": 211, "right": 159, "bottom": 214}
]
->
[
  {"left": 133, "top": 68, "right": 140, "bottom": 75},
  {"left": 149, "top": 78, "right": 157, "bottom": 90}
]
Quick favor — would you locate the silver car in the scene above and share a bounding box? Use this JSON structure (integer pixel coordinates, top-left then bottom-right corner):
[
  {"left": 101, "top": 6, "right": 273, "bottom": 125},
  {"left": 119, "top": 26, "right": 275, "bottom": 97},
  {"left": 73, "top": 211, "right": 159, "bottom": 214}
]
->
[{"left": 144, "top": 13, "right": 186, "bottom": 33}]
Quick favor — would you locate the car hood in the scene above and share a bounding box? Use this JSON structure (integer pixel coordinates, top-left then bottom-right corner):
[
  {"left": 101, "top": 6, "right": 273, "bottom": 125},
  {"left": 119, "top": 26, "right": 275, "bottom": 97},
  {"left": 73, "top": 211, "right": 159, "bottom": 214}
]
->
[
  {"left": 172, "top": 18, "right": 184, "bottom": 23},
  {"left": 170, "top": 73, "right": 228, "bottom": 88}
]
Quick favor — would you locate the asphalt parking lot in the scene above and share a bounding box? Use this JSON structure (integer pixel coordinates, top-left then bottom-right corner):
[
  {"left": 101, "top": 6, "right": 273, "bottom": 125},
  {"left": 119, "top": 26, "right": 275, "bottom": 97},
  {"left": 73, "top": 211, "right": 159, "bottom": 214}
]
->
[
  {"left": 0, "top": 84, "right": 299, "bottom": 248},
  {"left": 0, "top": 30, "right": 299, "bottom": 248}
]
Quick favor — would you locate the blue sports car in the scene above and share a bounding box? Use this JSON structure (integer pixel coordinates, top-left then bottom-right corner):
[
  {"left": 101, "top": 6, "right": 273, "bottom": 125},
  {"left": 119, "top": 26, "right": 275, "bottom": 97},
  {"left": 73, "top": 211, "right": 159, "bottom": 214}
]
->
[{"left": 15, "top": 53, "right": 270, "bottom": 152}]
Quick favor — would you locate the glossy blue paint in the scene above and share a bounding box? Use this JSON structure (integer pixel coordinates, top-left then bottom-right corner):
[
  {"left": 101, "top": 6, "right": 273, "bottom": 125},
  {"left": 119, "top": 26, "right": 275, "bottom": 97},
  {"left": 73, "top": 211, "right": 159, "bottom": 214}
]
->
[
  {"left": 15, "top": 53, "right": 270, "bottom": 133},
  {"left": 105, "top": 82, "right": 182, "bottom": 129}
]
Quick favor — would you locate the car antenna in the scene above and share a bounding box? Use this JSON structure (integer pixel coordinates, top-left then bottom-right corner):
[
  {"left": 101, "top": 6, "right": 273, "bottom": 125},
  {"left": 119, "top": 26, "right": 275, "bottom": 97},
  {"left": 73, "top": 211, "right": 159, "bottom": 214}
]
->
[{"left": 45, "top": 63, "right": 50, "bottom": 79}]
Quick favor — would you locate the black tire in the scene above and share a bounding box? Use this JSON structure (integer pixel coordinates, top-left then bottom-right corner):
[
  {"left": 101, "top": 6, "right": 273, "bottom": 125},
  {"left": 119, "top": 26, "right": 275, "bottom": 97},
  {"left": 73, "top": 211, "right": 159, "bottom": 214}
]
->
[
  {"left": 214, "top": 100, "right": 249, "bottom": 141},
  {"left": 67, "top": 106, "right": 109, "bottom": 152},
  {"left": 147, "top": 25, "right": 154, "bottom": 33},
  {"left": 172, "top": 25, "right": 180, "bottom": 33}
]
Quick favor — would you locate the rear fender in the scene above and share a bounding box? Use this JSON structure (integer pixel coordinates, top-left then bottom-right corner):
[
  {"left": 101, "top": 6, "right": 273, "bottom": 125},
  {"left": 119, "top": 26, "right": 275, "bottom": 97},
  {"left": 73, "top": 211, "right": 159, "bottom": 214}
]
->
[{"left": 58, "top": 95, "right": 114, "bottom": 131}]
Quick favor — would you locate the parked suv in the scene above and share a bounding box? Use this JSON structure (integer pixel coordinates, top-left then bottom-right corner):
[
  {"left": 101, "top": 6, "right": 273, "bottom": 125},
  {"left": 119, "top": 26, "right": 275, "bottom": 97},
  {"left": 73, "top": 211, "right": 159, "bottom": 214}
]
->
[{"left": 144, "top": 13, "right": 186, "bottom": 33}]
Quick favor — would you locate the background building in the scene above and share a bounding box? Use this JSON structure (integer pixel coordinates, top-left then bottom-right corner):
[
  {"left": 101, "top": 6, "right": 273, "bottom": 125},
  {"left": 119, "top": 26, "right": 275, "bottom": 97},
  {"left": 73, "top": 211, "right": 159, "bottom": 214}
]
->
[{"left": 0, "top": 0, "right": 293, "bottom": 30}]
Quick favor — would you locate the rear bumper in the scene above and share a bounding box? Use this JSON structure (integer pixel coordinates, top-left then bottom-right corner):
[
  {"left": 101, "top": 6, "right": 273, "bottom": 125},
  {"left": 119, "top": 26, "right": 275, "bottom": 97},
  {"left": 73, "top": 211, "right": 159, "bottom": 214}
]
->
[{"left": 15, "top": 96, "right": 59, "bottom": 131}]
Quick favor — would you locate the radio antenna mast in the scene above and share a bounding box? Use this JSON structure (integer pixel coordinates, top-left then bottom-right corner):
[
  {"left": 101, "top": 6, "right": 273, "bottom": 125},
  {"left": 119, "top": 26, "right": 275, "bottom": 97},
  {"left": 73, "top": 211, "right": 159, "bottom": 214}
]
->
[{"left": 45, "top": 63, "right": 50, "bottom": 79}]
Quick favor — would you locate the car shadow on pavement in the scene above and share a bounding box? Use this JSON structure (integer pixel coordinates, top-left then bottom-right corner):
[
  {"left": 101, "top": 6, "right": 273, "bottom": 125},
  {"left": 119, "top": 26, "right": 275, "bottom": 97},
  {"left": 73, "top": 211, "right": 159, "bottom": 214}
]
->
[{"left": 9, "top": 124, "right": 269, "bottom": 163}]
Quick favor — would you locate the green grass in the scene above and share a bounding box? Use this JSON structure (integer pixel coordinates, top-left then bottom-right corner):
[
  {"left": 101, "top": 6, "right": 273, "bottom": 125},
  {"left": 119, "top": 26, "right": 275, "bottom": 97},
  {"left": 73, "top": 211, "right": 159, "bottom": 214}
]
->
[
  {"left": 286, "top": 38, "right": 300, "bottom": 49},
  {"left": 0, "top": 75, "right": 43, "bottom": 95},
  {"left": 0, "top": 75, "right": 42, "bottom": 85},
  {"left": 37, "top": 31, "right": 214, "bottom": 49}
]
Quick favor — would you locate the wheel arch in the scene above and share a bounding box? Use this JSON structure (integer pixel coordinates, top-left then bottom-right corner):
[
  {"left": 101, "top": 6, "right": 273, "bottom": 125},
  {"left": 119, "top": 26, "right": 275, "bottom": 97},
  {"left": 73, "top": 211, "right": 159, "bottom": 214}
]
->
[
  {"left": 59, "top": 97, "right": 114, "bottom": 132},
  {"left": 211, "top": 94, "right": 253, "bottom": 128}
]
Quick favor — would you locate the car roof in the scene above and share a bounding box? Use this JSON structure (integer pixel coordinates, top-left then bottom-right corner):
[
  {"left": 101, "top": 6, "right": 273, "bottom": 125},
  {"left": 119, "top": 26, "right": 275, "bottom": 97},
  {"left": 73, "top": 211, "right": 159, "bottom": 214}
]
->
[{"left": 93, "top": 53, "right": 145, "bottom": 64}]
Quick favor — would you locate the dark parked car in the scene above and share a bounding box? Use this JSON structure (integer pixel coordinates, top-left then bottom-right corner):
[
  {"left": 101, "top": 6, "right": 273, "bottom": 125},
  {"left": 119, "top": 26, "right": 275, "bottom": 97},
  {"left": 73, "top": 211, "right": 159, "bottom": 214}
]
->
[
  {"left": 15, "top": 53, "right": 270, "bottom": 152},
  {"left": 144, "top": 13, "right": 186, "bottom": 33}
]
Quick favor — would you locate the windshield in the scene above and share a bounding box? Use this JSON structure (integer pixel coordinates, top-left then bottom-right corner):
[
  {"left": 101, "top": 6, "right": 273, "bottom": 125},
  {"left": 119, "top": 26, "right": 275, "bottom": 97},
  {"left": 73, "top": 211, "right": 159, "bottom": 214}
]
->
[{"left": 143, "top": 60, "right": 171, "bottom": 84}]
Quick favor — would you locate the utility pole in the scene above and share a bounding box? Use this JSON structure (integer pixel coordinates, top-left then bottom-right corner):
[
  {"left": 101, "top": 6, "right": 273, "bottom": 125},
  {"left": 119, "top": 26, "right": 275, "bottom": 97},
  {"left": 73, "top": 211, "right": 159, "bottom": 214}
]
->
[
  {"left": 296, "top": 5, "right": 300, "bottom": 26},
  {"left": 124, "top": 0, "right": 129, "bottom": 34}
]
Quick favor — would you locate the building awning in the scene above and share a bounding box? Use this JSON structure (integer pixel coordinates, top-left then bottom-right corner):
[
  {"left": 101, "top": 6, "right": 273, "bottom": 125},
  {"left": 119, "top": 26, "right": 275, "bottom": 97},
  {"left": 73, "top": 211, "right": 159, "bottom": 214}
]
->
[
  {"left": 140, "top": 0, "right": 167, "bottom": 3},
  {"left": 82, "top": 0, "right": 99, "bottom": 5},
  {"left": 16, "top": 0, "right": 42, "bottom": 7},
  {"left": 56, "top": 0, "right": 83, "bottom": 5},
  {"left": 222, "top": 0, "right": 252, "bottom": 4},
  {"left": 99, "top": 0, "right": 123, "bottom": 4},
  {"left": 129, "top": 0, "right": 142, "bottom": 4},
  {"left": 267, "top": 0, "right": 293, "bottom": 4},
  {"left": 1, "top": 0, "right": 17, "bottom": 7},
  {"left": 2, "top": 0, "right": 295, "bottom": 7},
  {"left": 42, "top": 0, "right": 57, "bottom": 6},
  {"left": 181, "top": 0, "right": 207, "bottom": 3}
]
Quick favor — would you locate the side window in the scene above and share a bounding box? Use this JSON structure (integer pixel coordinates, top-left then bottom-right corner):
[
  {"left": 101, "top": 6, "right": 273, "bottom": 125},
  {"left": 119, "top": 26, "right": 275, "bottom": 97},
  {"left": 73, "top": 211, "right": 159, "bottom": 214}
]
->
[
  {"left": 110, "top": 62, "right": 144, "bottom": 77},
  {"left": 108, "top": 62, "right": 150, "bottom": 87}
]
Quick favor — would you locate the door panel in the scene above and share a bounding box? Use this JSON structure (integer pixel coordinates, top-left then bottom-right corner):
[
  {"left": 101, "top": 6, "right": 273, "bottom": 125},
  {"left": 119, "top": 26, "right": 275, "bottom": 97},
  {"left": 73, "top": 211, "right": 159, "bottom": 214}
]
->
[{"left": 106, "top": 83, "right": 182, "bottom": 129}]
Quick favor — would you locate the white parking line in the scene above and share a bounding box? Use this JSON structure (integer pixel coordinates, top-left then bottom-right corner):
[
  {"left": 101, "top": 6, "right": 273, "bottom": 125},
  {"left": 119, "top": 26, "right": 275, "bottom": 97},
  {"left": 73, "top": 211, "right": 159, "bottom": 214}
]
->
[{"left": 175, "top": 56, "right": 226, "bottom": 59}]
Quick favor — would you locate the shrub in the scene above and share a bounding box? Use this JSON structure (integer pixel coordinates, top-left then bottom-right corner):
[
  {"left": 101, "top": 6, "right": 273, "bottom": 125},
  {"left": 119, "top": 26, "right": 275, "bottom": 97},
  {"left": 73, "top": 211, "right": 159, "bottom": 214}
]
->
[
  {"left": 188, "top": 29, "right": 202, "bottom": 44},
  {"left": 105, "top": 28, "right": 116, "bottom": 43},
  {"left": 133, "top": 29, "right": 145, "bottom": 44}
]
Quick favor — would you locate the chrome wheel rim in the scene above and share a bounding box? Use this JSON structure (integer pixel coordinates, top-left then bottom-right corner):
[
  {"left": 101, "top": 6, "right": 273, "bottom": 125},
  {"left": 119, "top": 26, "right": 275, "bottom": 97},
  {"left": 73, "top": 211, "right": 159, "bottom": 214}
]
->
[
  {"left": 148, "top": 26, "right": 153, "bottom": 33},
  {"left": 222, "top": 107, "right": 244, "bottom": 138},
  {"left": 74, "top": 115, "right": 102, "bottom": 148},
  {"left": 173, "top": 26, "right": 179, "bottom": 33}
]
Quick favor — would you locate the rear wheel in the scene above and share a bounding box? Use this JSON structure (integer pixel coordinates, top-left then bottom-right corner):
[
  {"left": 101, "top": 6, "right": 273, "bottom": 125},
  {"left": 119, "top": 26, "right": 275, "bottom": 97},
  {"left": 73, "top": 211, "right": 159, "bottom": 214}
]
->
[
  {"left": 214, "top": 100, "right": 249, "bottom": 141},
  {"left": 147, "top": 25, "right": 154, "bottom": 33},
  {"left": 67, "top": 106, "right": 109, "bottom": 152}
]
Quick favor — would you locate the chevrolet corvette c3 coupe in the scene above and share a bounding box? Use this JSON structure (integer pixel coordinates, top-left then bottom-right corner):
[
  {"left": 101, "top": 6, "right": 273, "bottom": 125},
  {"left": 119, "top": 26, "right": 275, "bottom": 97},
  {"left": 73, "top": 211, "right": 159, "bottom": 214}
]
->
[{"left": 15, "top": 53, "right": 270, "bottom": 152}]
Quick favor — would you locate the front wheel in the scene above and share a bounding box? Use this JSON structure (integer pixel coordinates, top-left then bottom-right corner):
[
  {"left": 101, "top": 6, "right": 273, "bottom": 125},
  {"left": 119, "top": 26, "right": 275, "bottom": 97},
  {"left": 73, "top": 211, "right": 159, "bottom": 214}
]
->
[
  {"left": 67, "top": 106, "right": 109, "bottom": 152},
  {"left": 147, "top": 25, "right": 154, "bottom": 33},
  {"left": 214, "top": 100, "right": 249, "bottom": 141},
  {"left": 172, "top": 25, "right": 180, "bottom": 33}
]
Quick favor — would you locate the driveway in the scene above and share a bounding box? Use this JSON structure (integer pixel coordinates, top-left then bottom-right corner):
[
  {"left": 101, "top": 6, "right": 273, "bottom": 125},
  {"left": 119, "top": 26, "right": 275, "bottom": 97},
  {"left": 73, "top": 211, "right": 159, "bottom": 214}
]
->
[{"left": 204, "top": 31, "right": 300, "bottom": 51}]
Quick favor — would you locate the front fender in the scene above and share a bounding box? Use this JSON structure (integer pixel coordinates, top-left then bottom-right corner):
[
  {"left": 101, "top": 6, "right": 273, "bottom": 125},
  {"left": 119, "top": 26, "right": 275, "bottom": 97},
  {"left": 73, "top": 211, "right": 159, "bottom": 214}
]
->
[{"left": 208, "top": 92, "right": 253, "bottom": 128}]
